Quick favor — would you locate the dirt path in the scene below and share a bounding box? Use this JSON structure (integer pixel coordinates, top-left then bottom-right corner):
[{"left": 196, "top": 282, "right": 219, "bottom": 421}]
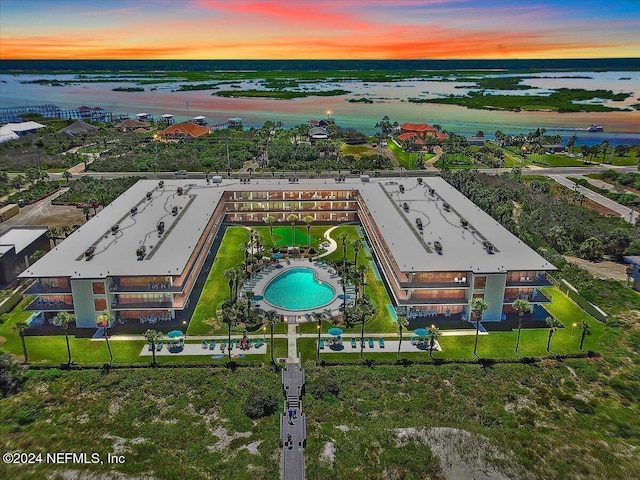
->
[
  {"left": 563, "top": 255, "right": 629, "bottom": 281},
  {"left": 0, "top": 188, "right": 86, "bottom": 233}
]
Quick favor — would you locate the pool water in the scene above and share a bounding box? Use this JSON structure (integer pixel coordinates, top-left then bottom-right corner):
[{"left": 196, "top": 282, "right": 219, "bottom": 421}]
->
[{"left": 264, "top": 267, "right": 335, "bottom": 311}]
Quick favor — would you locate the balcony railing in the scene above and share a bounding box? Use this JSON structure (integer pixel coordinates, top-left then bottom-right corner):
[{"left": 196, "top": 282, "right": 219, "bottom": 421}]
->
[
  {"left": 503, "top": 292, "right": 550, "bottom": 304},
  {"left": 400, "top": 281, "right": 470, "bottom": 289},
  {"left": 111, "top": 301, "right": 174, "bottom": 311},
  {"left": 505, "top": 275, "right": 553, "bottom": 287},
  {"left": 25, "top": 298, "right": 74, "bottom": 311},
  {"left": 24, "top": 282, "right": 72, "bottom": 295},
  {"left": 401, "top": 297, "right": 468, "bottom": 305},
  {"left": 109, "top": 283, "right": 181, "bottom": 293}
]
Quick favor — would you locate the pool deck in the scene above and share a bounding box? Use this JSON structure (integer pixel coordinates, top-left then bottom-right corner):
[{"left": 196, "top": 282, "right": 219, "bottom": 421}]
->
[{"left": 242, "top": 258, "right": 350, "bottom": 318}]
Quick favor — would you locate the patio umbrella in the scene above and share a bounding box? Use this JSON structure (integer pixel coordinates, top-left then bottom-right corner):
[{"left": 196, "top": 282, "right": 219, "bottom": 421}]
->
[
  {"left": 167, "top": 330, "right": 183, "bottom": 339},
  {"left": 328, "top": 327, "right": 343, "bottom": 336},
  {"left": 414, "top": 328, "right": 428, "bottom": 337},
  {"left": 252, "top": 295, "right": 264, "bottom": 301},
  {"left": 272, "top": 252, "right": 284, "bottom": 259}
]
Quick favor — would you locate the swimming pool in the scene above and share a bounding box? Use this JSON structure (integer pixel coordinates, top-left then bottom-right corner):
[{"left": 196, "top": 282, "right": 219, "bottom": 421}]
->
[{"left": 264, "top": 267, "right": 335, "bottom": 311}]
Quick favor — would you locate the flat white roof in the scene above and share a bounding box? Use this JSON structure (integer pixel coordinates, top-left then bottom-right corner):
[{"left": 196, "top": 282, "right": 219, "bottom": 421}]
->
[
  {"left": 22, "top": 177, "right": 553, "bottom": 279},
  {"left": 0, "top": 227, "right": 48, "bottom": 256}
]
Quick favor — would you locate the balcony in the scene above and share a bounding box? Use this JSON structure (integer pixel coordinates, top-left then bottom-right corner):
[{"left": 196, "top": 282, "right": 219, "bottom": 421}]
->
[
  {"left": 111, "top": 301, "right": 174, "bottom": 311},
  {"left": 401, "top": 281, "right": 470, "bottom": 289},
  {"left": 505, "top": 275, "right": 553, "bottom": 288},
  {"left": 25, "top": 298, "right": 74, "bottom": 312},
  {"left": 24, "top": 281, "right": 72, "bottom": 295},
  {"left": 109, "top": 283, "right": 182, "bottom": 293},
  {"left": 401, "top": 297, "right": 468, "bottom": 305},
  {"left": 503, "top": 291, "right": 551, "bottom": 304}
]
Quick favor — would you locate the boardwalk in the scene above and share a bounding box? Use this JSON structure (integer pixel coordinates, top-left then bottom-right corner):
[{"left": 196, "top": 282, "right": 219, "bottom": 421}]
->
[{"left": 281, "top": 363, "right": 306, "bottom": 480}]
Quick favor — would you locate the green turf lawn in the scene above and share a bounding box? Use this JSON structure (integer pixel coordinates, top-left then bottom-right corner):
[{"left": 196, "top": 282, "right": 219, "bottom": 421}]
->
[{"left": 386, "top": 140, "right": 422, "bottom": 169}]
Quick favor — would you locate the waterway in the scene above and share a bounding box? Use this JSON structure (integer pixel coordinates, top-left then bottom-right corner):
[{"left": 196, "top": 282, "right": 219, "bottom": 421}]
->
[{"left": 1, "top": 71, "right": 638, "bottom": 144}]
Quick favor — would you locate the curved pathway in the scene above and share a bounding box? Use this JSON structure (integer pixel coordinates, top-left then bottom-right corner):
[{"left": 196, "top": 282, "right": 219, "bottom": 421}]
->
[{"left": 316, "top": 225, "right": 339, "bottom": 258}]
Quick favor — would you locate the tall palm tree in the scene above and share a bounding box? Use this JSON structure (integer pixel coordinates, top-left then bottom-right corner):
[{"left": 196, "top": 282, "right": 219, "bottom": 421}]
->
[
  {"left": 53, "top": 312, "right": 75, "bottom": 365},
  {"left": 545, "top": 316, "right": 563, "bottom": 353},
  {"left": 579, "top": 321, "right": 591, "bottom": 351},
  {"left": 512, "top": 298, "right": 531, "bottom": 355},
  {"left": 264, "top": 310, "right": 279, "bottom": 364},
  {"left": 222, "top": 307, "right": 237, "bottom": 362},
  {"left": 302, "top": 215, "right": 314, "bottom": 251},
  {"left": 224, "top": 268, "right": 235, "bottom": 302},
  {"left": 351, "top": 238, "right": 363, "bottom": 266},
  {"left": 428, "top": 325, "right": 441, "bottom": 360},
  {"left": 397, "top": 316, "right": 409, "bottom": 359},
  {"left": 287, "top": 214, "right": 298, "bottom": 248},
  {"left": 470, "top": 298, "right": 489, "bottom": 358},
  {"left": 144, "top": 329, "right": 163, "bottom": 367},
  {"left": 339, "top": 232, "right": 349, "bottom": 271},
  {"left": 13, "top": 321, "right": 29, "bottom": 364},
  {"left": 264, "top": 215, "right": 276, "bottom": 249},
  {"left": 356, "top": 264, "right": 367, "bottom": 298},
  {"left": 98, "top": 311, "right": 114, "bottom": 365},
  {"left": 233, "top": 265, "right": 245, "bottom": 301},
  {"left": 312, "top": 311, "right": 324, "bottom": 360}
]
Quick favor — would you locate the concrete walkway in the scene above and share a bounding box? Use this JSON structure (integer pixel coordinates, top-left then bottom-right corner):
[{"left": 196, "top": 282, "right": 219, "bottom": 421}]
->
[
  {"left": 316, "top": 225, "right": 339, "bottom": 258},
  {"left": 549, "top": 174, "right": 638, "bottom": 224},
  {"left": 287, "top": 322, "right": 299, "bottom": 363},
  {"left": 281, "top": 363, "right": 306, "bottom": 480}
]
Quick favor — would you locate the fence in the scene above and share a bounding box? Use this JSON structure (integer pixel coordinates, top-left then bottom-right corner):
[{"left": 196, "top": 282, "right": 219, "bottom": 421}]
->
[{"left": 545, "top": 274, "right": 608, "bottom": 323}]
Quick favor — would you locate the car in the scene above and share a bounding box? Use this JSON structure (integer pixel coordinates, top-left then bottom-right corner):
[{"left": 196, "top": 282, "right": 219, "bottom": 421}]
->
[
  {"left": 350, "top": 170, "right": 361, "bottom": 174},
  {"left": 174, "top": 170, "right": 188, "bottom": 177}
]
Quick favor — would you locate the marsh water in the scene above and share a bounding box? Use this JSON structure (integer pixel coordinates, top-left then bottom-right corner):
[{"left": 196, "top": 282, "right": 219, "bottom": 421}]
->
[{"left": 1, "top": 70, "right": 638, "bottom": 143}]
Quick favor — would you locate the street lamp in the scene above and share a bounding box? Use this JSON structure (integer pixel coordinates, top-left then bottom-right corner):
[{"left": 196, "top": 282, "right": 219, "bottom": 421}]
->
[
  {"left": 571, "top": 322, "right": 577, "bottom": 337},
  {"left": 317, "top": 320, "right": 321, "bottom": 360},
  {"left": 263, "top": 325, "right": 266, "bottom": 340}
]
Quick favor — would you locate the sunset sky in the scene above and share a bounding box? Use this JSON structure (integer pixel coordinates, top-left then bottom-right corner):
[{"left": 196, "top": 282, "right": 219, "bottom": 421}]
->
[{"left": 1, "top": 0, "right": 639, "bottom": 60}]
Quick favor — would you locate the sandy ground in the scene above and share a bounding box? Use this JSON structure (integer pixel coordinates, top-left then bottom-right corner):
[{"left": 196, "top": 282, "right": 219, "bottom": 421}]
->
[
  {"left": 564, "top": 255, "right": 630, "bottom": 281},
  {"left": 0, "top": 188, "right": 86, "bottom": 233}
]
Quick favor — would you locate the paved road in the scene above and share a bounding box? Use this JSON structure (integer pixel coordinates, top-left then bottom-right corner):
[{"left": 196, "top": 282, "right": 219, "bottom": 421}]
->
[{"left": 549, "top": 174, "right": 638, "bottom": 224}]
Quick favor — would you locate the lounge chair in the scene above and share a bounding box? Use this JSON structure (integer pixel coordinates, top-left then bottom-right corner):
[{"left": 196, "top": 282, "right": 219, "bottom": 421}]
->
[
  {"left": 319, "top": 338, "right": 325, "bottom": 349},
  {"left": 220, "top": 339, "right": 227, "bottom": 352},
  {"left": 202, "top": 340, "right": 208, "bottom": 349},
  {"left": 351, "top": 337, "right": 356, "bottom": 348},
  {"left": 179, "top": 338, "right": 184, "bottom": 347},
  {"left": 147, "top": 342, "right": 153, "bottom": 352},
  {"left": 411, "top": 336, "right": 417, "bottom": 346},
  {"left": 209, "top": 339, "right": 216, "bottom": 350},
  {"left": 378, "top": 338, "right": 385, "bottom": 348},
  {"left": 156, "top": 340, "right": 163, "bottom": 351},
  {"left": 229, "top": 339, "right": 234, "bottom": 351},
  {"left": 368, "top": 337, "right": 374, "bottom": 348},
  {"left": 254, "top": 339, "right": 264, "bottom": 348}
]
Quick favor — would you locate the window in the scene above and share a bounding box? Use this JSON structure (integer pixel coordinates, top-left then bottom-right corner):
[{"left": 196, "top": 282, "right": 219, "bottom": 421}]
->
[
  {"left": 92, "top": 282, "right": 105, "bottom": 294},
  {"left": 94, "top": 298, "right": 107, "bottom": 312},
  {"left": 474, "top": 276, "right": 486, "bottom": 289}
]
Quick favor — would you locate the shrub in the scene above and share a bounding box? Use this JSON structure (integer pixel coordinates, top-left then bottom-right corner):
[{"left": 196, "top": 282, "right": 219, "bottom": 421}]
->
[
  {"left": 14, "top": 406, "right": 40, "bottom": 425},
  {"left": 0, "top": 350, "right": 26, "bottom": 398},
  {"left": 307, "top": 373, "right": 341, "bottom": 399},
  {"left": 243, "top": 388, "right": 279, "bottom": 419}
]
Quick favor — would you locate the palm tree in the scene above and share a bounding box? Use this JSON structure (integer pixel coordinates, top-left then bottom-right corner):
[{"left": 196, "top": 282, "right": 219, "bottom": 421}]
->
[
  {"left": 302, "top": 215, "right": 314, "bottom": 251},
  {"left": 397, "top": 316, "right": 409, "bottom": 359},
  {"left": 312, "top": 311, "right": 324, "bottom": 360},
  {"left": 579, "top": 321, "right": 591, "bottom": 351},
  {"left": 351, "top": 238, "right": 363, "bottom": 266},
  {"left": 62, "top": 171, "right": 72, "bottom": 183},
  {"left": 12, "top": 321, "right": 29, "bottom": 363},
  {"left": 144, "top": 329, "right": 163, "bottom": 367},
  {"left": 470, "top": 298, "right": 489, "bottom": 358},
  {"left": 512, "top": 298, "right": 531, "bottom": 355},
  {"left": 428, "top": 325, "right": 441, "bottom": 360},
  {"left": 545, "top": 316, "right": 563, "bottom": 353},
  {"left": 98, "top": 311, "right": 114, "bottom": 365},
  {"left": 339, "top": 232, "right": 349, "bottom": 270},
  {"left": 264, "top": 215, "right": 276, "bottom": 248},
  {"left": 221, "top": 307, "right": 237, "bottom": 362},
  {"left": 287, "top": 214, "right": 298, "bottom": 248},
  {"left": 264, "top": 310, "right": 279, "bottom": 364},
  {"left": 53, "top": 312, "right": 75, "bottom": 365},
  {"left": 224, "top": 268, "right": 235, "bottom": 302},
  {"left": 356, "top": 264, "right": 367, "bottom": 298},
  {"left": 233, "top": 265, "right": 245, "bottom": 301}
]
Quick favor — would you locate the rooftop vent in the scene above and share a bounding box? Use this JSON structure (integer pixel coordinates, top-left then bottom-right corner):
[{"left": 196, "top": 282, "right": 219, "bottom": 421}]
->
[
  {"left": 157, "top": 221, "right": 165, "bottom": 234},
  {"left": 136, "top": 246, "right": 147, "bottom": 260},
  {"left": 172, "top": 206, "right": 178, "bottom": 216},
  {"left": 460, "top": 218, "right": 469, "bottom": 228},
  {"left": 334, "top": 176, "right": 345, "bottom": 183},
  {"left": 146, "top": 191, "right": 152, "bottom": 200},
  {"left": 158, "top": 180, "right": 164, "bottom": 187},
  {"left": 415, "top": 217, "right": 423, "bottom": 230},
  {"left": 483, "top": 241, "right": 494, "bottom": 254},
  {"left": 417, "top": 177, "right": 423, "bottom": 185},
  {"left": 177, "top": 187, "right": 183, "bottom": 196},
  {"left": 399, "top": 185, "right": 405, "bottom": 193},
  {"left": 403, "top": 202, "right": 410, "bottom": 212},
  {"left": 288, "top": 177, "right": 299, "bottom": 183},
  {"left": 211, "top": 176, "right": 223, "bottom": 183},
  {"left": 434, "top": 241, "right": 443, "bottom": 254},
  {"left": 428, "top": 187, "right": 435, "bottom": 196},
  {"left": 130, "top": 206, "right": 138, "bottom": 216},
  {"left": 443, "top": 202, "right": 451, "bottom": 212},
  {"left": 111, "top": 224, "right": 119, "bottom": 235},
  {"left": 84, "top": 246, "right": 95, "bottom": 260}
]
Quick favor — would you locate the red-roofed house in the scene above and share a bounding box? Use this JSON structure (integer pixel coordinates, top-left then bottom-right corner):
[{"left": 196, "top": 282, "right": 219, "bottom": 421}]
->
[
  {"left": 158, "top": 122, "right": 210, "bottom": 140},
  {"left": 116, "top": 119, "right": 151, "bottom": 133},
  {"left": 400, "top": 123, "right": 439, "bottom": 139}
]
